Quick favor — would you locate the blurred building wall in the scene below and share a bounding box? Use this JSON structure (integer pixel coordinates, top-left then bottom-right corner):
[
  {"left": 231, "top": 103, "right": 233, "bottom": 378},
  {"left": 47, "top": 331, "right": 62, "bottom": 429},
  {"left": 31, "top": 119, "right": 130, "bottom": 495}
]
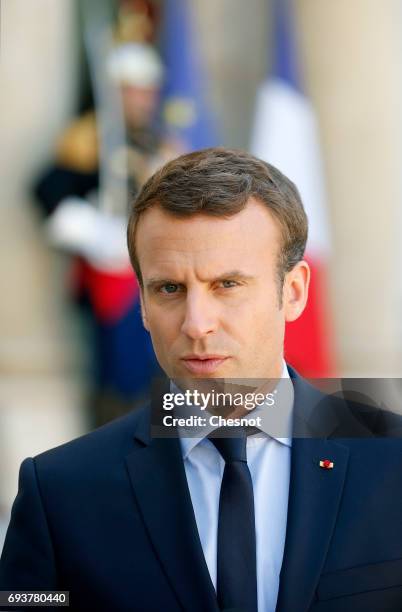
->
[
  {"left": 295, "top": 0, "right": 402, "bottom": 375},
  {"left": 194, "top": 0, "right": 269, "bottom": 148},
  {"left": 0, "top": 0, "right": 87, "bottom": 510}
]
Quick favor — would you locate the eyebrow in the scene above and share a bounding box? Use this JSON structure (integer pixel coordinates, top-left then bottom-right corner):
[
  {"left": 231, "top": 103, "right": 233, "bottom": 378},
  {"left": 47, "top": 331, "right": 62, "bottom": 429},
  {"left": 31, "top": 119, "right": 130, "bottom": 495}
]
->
[{"left": 145, "top": 270, "right": 255, "bottom": 290}]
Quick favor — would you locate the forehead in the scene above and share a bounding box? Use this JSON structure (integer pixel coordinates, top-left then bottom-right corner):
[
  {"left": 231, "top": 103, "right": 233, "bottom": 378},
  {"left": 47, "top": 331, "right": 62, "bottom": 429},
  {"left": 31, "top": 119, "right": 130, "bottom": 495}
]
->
[{"left": 135, "top": 197, "right": 280, "bottom": 277}]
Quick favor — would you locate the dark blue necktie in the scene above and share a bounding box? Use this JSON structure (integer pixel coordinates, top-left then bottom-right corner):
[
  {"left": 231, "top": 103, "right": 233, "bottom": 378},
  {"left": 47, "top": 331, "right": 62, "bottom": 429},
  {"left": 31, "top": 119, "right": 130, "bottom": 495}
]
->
[{"left": 210, "top": 431, "right": 258, "bottom": 612}]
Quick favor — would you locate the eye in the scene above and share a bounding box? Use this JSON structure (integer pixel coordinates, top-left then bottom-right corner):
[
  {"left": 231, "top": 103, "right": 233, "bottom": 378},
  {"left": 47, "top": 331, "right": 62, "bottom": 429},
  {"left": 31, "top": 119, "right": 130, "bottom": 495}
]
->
[
  {"left": 220, "top": 280, "right": 238, "bottom": 288},
  {"left": 160, "top": 283, "right": 181, "bottom": 294}
]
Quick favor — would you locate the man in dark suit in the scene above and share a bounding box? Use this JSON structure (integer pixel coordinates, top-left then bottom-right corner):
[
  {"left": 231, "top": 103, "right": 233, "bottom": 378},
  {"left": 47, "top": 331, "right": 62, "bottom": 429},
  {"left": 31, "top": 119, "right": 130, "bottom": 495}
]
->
[{"left": 1, "top": 148, "right": 402, "bottom": 611}]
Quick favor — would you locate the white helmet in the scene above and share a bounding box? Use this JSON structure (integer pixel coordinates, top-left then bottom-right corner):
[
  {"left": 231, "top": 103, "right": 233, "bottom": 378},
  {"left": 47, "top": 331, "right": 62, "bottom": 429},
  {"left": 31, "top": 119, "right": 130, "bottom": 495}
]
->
[{"left": 106, "top": 42, "right": 164, "bottom": 88}]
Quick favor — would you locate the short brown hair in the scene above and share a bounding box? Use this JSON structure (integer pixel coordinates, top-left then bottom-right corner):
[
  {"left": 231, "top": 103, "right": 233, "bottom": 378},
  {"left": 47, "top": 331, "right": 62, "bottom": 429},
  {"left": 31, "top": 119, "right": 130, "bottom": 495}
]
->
[{"left": 127, "top": 147, "right": 308, "bottom": 289}]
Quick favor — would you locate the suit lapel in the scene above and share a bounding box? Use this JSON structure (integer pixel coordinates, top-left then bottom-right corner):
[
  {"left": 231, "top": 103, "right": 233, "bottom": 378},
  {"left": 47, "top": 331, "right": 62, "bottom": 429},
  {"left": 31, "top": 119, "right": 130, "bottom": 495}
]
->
[
  {"left": 276, "top": 437, "right": 349, "bottom": 612},
  {"left": 276, "top": 370, "right": 350, "bottom": 612},
  {"left": 125, "top": 409, "right": 218, "bottom": 612}
]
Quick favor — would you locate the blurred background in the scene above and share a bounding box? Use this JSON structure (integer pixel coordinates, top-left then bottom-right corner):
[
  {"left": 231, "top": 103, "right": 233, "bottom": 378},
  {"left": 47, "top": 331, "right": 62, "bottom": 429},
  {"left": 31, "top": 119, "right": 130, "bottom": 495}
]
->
[{"left": 1, "top": 0, "right": 402, "bottom": 546}]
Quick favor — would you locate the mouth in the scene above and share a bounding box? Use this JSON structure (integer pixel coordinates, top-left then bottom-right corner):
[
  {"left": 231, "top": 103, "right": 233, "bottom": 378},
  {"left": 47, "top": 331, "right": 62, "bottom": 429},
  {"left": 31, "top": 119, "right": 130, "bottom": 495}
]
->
[{"left": 180, "top": 355, "right": 229, "bottom": 375}]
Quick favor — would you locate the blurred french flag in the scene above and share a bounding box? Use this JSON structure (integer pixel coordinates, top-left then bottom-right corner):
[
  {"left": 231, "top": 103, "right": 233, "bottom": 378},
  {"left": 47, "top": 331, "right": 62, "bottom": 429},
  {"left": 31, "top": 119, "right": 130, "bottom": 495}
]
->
[{"left": 250, "top": 0, "right": 335, "bottom": 376}]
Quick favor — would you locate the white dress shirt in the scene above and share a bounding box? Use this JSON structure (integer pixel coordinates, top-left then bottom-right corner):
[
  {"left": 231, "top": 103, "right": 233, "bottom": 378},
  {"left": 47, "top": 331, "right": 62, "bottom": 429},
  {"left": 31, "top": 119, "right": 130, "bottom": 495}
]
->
[{"left": 177, "top": 364, "right": 294, "bottom": 612}]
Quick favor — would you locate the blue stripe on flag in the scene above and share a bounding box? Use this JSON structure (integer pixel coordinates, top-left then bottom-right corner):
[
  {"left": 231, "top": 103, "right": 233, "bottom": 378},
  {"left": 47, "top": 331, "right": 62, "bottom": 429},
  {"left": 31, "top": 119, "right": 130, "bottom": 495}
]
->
[{"left": 271, "top": 0, "right": 302, "bottom": 91}]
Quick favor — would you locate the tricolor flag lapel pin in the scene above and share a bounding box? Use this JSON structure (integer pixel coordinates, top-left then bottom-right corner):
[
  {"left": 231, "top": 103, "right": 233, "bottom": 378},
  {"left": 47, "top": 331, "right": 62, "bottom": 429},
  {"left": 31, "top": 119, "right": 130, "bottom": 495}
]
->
[{"left": 319, "top": 459, "right": 334, "bottom": 470}]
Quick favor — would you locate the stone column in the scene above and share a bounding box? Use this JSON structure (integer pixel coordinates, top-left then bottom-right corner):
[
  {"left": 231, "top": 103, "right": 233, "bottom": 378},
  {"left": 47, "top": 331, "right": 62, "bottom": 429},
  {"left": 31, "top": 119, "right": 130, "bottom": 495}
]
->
[
  {"left": 0, "top": 0, "right": 86, "bottom": 511},
  {"left": 296, "top": 0, "right": 402, "bottom": 375}
]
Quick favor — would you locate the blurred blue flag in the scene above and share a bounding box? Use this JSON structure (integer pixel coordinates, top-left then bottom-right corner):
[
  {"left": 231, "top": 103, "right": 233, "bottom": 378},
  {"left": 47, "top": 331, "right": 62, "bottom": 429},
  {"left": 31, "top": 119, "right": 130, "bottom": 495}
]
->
[
  {"left": 160, "top": 0, "right": 218, "bottom": 150},
  {"left": 271, "top": 0, "right": 302, "bottom": 89}
]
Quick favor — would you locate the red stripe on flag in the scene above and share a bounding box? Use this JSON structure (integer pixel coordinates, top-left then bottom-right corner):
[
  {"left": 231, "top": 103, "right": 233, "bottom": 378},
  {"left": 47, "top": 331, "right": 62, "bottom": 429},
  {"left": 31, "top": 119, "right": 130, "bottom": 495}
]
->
[{"left": 284, "top": 256, "right": 335, "bottom": 377}]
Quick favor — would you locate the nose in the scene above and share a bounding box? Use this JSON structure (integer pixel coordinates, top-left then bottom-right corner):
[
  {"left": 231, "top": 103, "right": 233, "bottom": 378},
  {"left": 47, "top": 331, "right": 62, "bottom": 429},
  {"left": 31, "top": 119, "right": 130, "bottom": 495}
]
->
[{"left": 180, "top": 289, "right": 218, "bottom": 340}]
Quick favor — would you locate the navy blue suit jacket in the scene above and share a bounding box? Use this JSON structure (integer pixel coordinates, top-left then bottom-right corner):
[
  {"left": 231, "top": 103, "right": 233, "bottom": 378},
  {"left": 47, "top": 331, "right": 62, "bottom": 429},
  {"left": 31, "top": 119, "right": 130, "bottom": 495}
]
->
[{"left": 1, "top": 369, "right": 402, "bottom": 611}]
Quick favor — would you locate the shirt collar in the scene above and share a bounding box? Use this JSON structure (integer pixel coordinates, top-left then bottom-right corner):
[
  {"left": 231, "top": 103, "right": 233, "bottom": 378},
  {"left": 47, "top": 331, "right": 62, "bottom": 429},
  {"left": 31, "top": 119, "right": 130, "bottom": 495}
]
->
[{"left": 175, "top": 361, "right": 294, "bottom": 460}]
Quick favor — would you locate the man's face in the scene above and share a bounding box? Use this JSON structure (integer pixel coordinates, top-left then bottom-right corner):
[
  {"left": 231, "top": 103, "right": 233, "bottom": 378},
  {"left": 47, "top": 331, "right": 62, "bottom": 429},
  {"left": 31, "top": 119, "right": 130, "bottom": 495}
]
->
[
  {"left": 136, "top": 197, "right": 308, "bottom": 380},
  {"left": 121, "top": 84, "right": 159, "bottom": 129}
]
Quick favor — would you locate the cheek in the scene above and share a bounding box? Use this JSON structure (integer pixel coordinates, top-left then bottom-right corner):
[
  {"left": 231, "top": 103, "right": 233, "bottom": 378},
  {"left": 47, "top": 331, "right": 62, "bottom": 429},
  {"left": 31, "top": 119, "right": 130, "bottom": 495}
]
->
[
  {"left": 239, "top": 296, "right": 284, "bottom": 342},
  {"left": 146, "top": 304, "right": 181, "bottom": 346}
]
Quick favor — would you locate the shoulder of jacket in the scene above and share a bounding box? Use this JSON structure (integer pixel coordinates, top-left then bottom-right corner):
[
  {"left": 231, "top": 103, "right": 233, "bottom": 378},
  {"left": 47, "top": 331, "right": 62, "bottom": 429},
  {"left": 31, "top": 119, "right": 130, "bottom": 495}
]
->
[{"left": 33, "top": 406, "right": 150, "bottom": 478}]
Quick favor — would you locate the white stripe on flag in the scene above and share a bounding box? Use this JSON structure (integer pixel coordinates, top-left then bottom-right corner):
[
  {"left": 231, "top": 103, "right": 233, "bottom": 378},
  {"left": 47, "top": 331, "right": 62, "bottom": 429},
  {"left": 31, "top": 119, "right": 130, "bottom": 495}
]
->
[{"left": 250, "top": 78, "right": 330, "bottom": 258}]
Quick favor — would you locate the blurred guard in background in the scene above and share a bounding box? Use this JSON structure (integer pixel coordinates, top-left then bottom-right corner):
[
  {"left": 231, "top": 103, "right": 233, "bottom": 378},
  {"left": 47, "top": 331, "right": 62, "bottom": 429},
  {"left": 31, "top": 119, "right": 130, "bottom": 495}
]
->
[{"left": 34, "top": 2, "right": 176, "bottom": 426}]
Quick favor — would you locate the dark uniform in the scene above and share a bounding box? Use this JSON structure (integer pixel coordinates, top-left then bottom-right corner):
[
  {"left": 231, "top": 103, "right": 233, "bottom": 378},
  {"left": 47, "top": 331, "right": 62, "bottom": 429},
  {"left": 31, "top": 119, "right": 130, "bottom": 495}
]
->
[{"left": 34, "top": 110, "right": 162, "bottom": 427}]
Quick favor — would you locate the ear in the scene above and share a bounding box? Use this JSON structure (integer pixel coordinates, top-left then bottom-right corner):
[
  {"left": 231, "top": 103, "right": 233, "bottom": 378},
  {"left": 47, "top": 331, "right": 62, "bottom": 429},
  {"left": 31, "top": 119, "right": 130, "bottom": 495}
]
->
[
  {"left": 283, "top": 260, "right": 310, "bottom": 322},
  {"left": 139, "top": 289, "right": 150, "bottom": 331}
]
